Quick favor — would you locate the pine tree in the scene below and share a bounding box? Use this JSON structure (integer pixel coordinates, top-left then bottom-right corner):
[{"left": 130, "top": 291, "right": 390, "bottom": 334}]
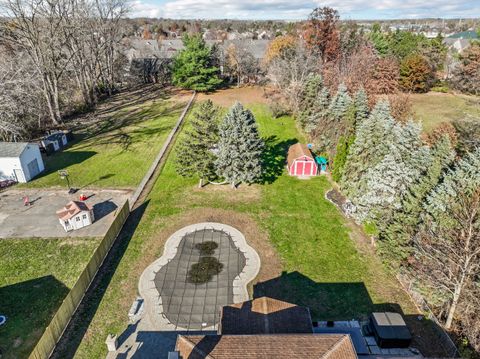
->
[
  {"left": 354, "top": 144, "right": 414, "bottom": 222},
  {"left": 424, "top": 147, "right": 480, "bottom": 222},
  {"left": 328, "top": 83, "right": 352, "bottom": 121},
  {"left": 304, "top": 86, "right": 330, "bottom": 135},
  {"left": 353, "top": 86, "right": 369, "bottom": 125},
  {"left": 215, "top": 102, "right": 265, "bottom": 188},
  {"left": 341, "top": 100, "right": 395, "bottom": 197},
  {"left": 298, "top": 74, "right": 323, "bottom": 129},
  {"left": 172, "top": 34, "right": 222, "bottom": 91},
  {"left": 380, "top": 135, "right": 455, "bottom": 266},
  {"left": 175, "top": 100, "right": 219, "bottom": 187}
]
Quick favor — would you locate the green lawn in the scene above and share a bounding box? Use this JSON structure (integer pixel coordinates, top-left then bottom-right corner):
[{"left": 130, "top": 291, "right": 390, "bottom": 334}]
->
[
  {"left": 0, "top": 237, "right": 100, "bottom": 359},
  {"left": 66, "top": 103, "right": 428, "bottom": 359},
  {"left": 22, "top": 91, "right": 185, "bottom": 189},
  {"left": 411, "top": 92, "right": 480, "bottom": 132}
]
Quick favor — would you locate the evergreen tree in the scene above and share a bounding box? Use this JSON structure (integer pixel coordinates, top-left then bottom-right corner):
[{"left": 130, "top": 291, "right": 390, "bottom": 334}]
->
[
  {"left": 332, "top": 135, "right": 355, "bottom": 182},
  {"left": 353, "top": 87, "right": 369, "bottom": 125},
  {"left": 172, "top": 34, "right": 222, "bottom": 91},
  {"left": 380, "top": 135, "right": 455, "bottom": 266},
  {"left": 298, "top": 74, "right": 323, "bottom": 130},
  {"left": 328, "top": 83, "right": 352, "bottom": 121},
  {"left": 355, "top": 145, "right": 411, "bottom": 221},
  {"left": 175, "top": 100, "right": 219, "bottom": 187},
  {"left": 341, "top": 100, "right": 395, "bottom": 197},
  {"left": 304, "top": 87, "right": 330, "bottom": 134},
  {"left": 215, "top": 102, "right": 265, "bottom": 188},
  {"left": 424, "top": 147, "right": 480, "bottom": 223}
]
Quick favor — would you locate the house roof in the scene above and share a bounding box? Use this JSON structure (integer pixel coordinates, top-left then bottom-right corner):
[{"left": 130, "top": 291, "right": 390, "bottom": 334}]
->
[
  {"left": 56, "top": 201, "right": 92, "bottom": 221},
  {"left": 175, "top": 334, "right": 357, "bottom": 359},
  {"left": 219, "top": 296, "right": 313, "bottom": 335},
  {"left": 125, "top": 38, "right": 270, "bottom": 60},
  {"left": 0, "top": 142, "right": 30, "bottom": 158},
  {"left": 287, "top": 143, "right": 314, "bottom": 167}
]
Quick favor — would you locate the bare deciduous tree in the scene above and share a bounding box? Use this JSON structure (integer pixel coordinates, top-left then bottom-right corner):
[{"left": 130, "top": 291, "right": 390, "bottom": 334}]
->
[
  {"left": 414, "top": 189, "right": 480, "bottom": 329},
  {"left": 267, "top": 41, "right": 318, "bottom": 113},
  {"left": 0, "top": 45, "right": 46, "bottom": 140},
  {"left": 1, "top": 0, "right": 74, "bottom": 124}
]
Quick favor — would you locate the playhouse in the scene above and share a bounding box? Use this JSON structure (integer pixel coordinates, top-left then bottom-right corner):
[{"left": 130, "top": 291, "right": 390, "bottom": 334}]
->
[
  {"left": 287, "top": 143, "right": 318, "bottom": 177},
  {"left": 56, "top": 200, "right": 94, "bottom": 232}
]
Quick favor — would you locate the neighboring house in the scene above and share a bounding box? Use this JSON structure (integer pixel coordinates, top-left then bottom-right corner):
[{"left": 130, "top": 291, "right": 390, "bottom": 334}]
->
[
  {"left": 0, "top": 142, "right": 45, "bottom": 183},
  {"left": 444, "top": 37, "right": 471, "bottom": 54},
  {"left": 287, "top": 143, "right": 319, "bottom": 177},
  {"left": 448, "top": 31, "right": 479, "bottom": 39},
  {"left": 172, "top": 297, "right": 357, "bottom": 359},
  {"left": 56, "top": 201, "right": 94, "bottom": 232}
]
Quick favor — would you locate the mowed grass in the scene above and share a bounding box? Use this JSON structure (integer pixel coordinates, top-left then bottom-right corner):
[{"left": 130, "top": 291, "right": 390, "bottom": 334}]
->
[
  {"left": 0, "top": 237, "right": 100, "bottom": 359},
  {"left": 411, "top": 92, "right": 480, "bottom": 132},
  {"left": 23, "top": 92, "right": 185, "bottom": 189},
  {"left": 69, "top": 103, "right": 422, "bottom": 359}
]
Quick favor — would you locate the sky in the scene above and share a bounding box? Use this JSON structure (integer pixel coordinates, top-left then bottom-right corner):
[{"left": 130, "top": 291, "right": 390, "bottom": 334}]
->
[{"left": 130, "top": 0, "right": 480, "bottom": 20}]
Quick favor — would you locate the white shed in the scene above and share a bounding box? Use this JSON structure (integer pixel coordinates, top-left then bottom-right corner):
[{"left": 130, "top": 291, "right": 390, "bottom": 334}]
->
[
  {"left": 0, "top": 142, "right": 45, "bottom": 183},
  {"left": 56, "top": 201, "right": 95, "bottom": 232}
]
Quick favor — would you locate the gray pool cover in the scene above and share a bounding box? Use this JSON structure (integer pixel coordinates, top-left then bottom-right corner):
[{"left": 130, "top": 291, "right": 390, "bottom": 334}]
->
[{"left": 154, "top": 228, "right": 246, "bottom": 330}]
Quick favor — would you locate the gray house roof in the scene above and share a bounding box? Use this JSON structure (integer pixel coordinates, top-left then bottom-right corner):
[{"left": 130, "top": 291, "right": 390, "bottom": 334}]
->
[
  {"left": 0, "top": 142, "right": 29, "bottom": 158},
  {"left": 125, "top": 38, "right": 270, "bottom": 61}
]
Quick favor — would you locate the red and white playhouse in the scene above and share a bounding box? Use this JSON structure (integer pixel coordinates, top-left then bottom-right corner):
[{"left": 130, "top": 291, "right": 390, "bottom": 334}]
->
[{"left": 287, "top": 143, "right": 318, "bottom": 177}]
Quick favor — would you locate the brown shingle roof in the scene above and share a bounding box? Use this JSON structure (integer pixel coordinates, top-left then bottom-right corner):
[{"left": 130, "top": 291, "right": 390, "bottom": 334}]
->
[
  {"left": 175, "top": 334, "right": 357, "bottom": 359},
  {"left": 219, "top": 296, "right": 313, "bottom": 335},
  {"left": 56, "top": 201, "right": 92, "bottom": 221},
  {"left": 287, "top": 143, "right": 314, "bottom": 167}
]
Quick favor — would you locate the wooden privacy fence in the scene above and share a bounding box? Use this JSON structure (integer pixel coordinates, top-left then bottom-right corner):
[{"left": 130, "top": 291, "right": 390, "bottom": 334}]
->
[{"left": 29, "top": 200, "right": 130, "bottom": 359}]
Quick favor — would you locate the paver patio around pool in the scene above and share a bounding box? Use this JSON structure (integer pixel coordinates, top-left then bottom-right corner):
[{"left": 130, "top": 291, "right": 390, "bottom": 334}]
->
[
  {"left": 0, "top": 189, "right": 131, "bottom": 238},
  {"left": 109, "top": 223, "right": 260, "bottom": 358}
]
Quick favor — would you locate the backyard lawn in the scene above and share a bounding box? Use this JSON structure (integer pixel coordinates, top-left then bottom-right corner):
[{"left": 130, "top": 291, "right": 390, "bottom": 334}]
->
[
  {"left": 58, "top": 99, "right": 441, "bottom": 359},
  {"left": 411, "top": 92, "right": 480, "bottom": 132},
  {"left": 0, "top": 237, "right": 101, "bottom": 359},
  {"left": 22, "top": 86, "right": 187, "bottom": 189}
]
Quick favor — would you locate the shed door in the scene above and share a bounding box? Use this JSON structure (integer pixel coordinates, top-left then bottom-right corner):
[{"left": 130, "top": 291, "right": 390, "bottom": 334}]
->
[
  {"left": 27, "top": 159, "right": 40, "bottom": 179},
  {"left": 304, "top": 161, "right": 312, "bottom": 176},
  {"left": 295, "top": 161, "right": 304, "bottom": 176}
]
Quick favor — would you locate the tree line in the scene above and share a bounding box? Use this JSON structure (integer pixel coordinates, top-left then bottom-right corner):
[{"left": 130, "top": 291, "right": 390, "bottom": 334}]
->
[{"left": 0, "top": 0, "right": 128, "bottom": 140}]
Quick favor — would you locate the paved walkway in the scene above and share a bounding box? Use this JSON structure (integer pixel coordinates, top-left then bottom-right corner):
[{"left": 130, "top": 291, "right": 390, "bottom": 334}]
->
[
  {"left": 107, "top": 223, "right": 260, "bottom": 359},
  {"left": 0, "top": 188, "right": 131, "bottom": 238}
]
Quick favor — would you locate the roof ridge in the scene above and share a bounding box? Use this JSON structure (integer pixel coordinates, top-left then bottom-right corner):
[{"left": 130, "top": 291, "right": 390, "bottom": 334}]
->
[
  {"left": 320, "top": 335, "right": 351, "bottom": 359},
  {"left": 179, "top": 336, "right": 216, "bottom": 359}
]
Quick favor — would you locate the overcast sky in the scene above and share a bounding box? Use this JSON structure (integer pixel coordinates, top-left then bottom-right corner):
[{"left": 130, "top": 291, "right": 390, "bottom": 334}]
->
[{"left": 130, "top": 0, "right": 480, "bottom": 20}]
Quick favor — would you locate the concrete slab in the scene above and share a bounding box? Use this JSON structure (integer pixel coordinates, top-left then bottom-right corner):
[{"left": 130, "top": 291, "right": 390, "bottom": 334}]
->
[{"left": 0, "top": 188, "right": 131, "bottom": 238}]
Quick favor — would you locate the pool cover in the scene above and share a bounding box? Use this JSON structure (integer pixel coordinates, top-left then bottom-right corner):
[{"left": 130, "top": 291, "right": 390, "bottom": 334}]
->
[{"left": 154, "top": 228, "right": 246, "bottom": 330}]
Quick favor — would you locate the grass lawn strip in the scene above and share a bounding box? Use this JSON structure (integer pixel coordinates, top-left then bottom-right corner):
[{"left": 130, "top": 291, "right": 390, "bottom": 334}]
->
[
  {"left": 21, "top": 88, "right": 186, "bottom": 189},
  {"left": 0, "top": 237, "right": 101, "bottom": 359},
  {"left": 411, "top": 92, "right": 480, "bottom": 132}
]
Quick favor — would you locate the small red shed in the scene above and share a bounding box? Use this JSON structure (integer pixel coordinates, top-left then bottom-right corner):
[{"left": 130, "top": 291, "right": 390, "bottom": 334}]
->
[{"left": 287, "top": 143, "right": 318, "bottom": 177}]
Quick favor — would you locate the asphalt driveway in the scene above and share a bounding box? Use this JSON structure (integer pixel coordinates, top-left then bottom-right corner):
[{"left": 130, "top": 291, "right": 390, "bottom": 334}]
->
[{"left": 0, "top": 188, "right": 131, "bottom": 238}]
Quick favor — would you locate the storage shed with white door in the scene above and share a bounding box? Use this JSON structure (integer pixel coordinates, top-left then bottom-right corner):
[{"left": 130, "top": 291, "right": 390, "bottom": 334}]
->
[
  {"left": 0, "top": 142, "right": 45, "bottom": 183},
  {"left": 286, "top": 143, "right": 318, "bottom": 177}
]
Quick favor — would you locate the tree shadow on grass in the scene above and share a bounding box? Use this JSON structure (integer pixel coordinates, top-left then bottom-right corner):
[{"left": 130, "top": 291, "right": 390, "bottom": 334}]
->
[
  {"left": 261, "top": 136, "right": 298, "bottom": 184},
  {"left": 50, "top": 200, "right": 150, "bottom": 359},
  {"left": 0, "top": 276, "right": 69, "bottom": 359},
  {"left": 36, "top": 150, "right": 97, "bottom": 181}
]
